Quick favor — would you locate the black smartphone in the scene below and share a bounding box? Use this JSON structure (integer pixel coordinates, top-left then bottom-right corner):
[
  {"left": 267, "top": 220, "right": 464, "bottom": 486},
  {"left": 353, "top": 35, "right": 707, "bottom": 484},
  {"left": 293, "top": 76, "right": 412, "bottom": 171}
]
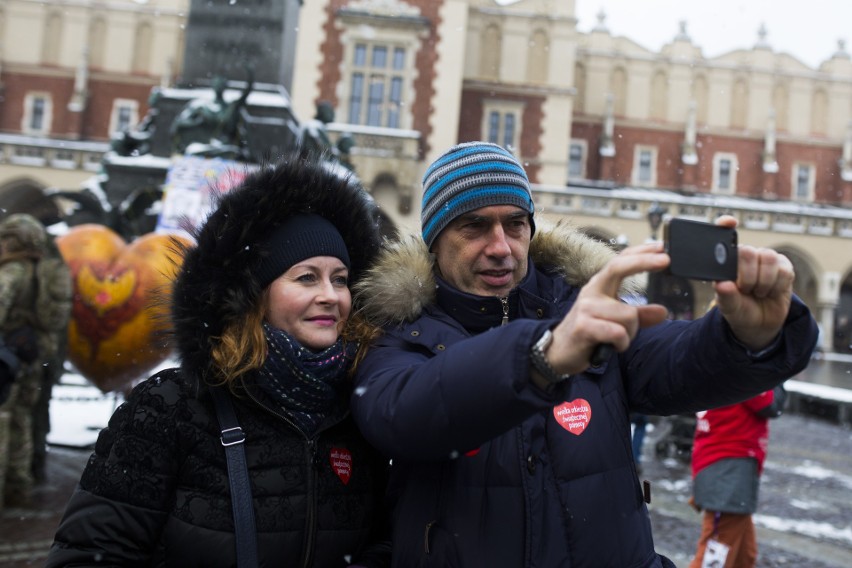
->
[{"left": 663, "top": 218, "right": 738, "bottom": 281}]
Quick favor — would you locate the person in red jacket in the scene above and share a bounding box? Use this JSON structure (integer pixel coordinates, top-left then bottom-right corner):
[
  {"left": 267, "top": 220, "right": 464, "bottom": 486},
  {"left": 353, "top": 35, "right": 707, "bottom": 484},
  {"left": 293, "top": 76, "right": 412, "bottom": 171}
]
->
[{"left": 689, "top": 385, "right": 786, "bottom": 568}]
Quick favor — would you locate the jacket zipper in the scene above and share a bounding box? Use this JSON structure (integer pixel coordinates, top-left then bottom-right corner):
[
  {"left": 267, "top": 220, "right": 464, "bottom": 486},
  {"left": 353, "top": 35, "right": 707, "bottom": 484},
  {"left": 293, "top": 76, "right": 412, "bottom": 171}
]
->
[
  {"left": 501, "top": 297, "right": 509, "bottom": 326},
  {"left": 301, "top": 438, "right": 319, "bottom": 568},
  {"left": 244, "top": 389, "right": 334, "bottom": 567}
]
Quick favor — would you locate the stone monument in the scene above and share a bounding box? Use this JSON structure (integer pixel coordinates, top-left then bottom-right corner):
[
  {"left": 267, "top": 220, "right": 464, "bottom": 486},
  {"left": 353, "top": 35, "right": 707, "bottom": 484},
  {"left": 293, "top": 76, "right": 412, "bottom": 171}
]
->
[
  {"left": 69, "top": 1, "right": 307, "bottom": 239},
  {"left": 181, "top": 0, "right": 302, "bottom": 90}
]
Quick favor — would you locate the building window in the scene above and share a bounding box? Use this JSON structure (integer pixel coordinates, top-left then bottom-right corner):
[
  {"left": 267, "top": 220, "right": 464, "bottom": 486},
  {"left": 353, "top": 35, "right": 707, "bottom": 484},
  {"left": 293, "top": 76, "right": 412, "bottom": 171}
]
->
[
  {"left": 486, "top": 111, "right": 515, "bottom": 149},
  {"left": 712, "top": 153, "right": 738, "bottom": 194},
  {"left": 347, "top": 42, "right": 407, "bottom": 128},
  {"left": 109, "top": 99, "right": 140, "bottom": 134},
  {"left": 632, "top": 146, "right": 657, "bottom": 186},
  {"left": 482, "top": 101, "right": 523, "bottom": 152},
  {"left": 22, "top": 93, "right": 52, "bottom": 135},
  {"left": 568, "top": 140, "right": 587, "bottom": 179},
  {"left": 793, "top": 163, "right": 815, "bottom": 201}
]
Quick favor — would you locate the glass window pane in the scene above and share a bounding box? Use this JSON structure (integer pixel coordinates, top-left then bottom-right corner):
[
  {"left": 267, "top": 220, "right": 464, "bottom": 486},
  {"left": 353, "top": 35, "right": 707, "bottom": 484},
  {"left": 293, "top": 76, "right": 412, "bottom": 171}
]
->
[
  {"left": 718, "top": 158, "right": 731, "bottom": 189},
  {"left": 503, "top": 114, "right": 515, "bottom": 149},
  {"left": 796, "top": 166, "right": 810, "bottom": 198},
  {"left": 388, "top": 77, "right": 403, "bottom": 128},
  {"left": 488, "top": 111, "right": 500, "bottom": 144},
  {"left": 372, "top": 46, "right": 387, "bottom": 69},
  {"left": 390, "top": 77, "right": 403, "bottom": 103},
  {"left": 354, "top": 44, "right": 367, "bottom": 66},
  {"left": 117, "top": 106, "right": 133, "bottom": 131},
  {"left": 393, "top": 47, "right": 405, "bottom": 70},
  {"left": 31, "top": 98, "right": 45, "bottom": 131},
  {"left": 568, "top": 143, "right": 583, "bottom": 177},
  {"left": 349, "top": 73, "right": 364, "bottom": 124},
  {"left": 639, "top": 150, "right": 652, "bottom": 182},
  {"left": 367, "top": 76, "right": 384, "bottom": 126}
]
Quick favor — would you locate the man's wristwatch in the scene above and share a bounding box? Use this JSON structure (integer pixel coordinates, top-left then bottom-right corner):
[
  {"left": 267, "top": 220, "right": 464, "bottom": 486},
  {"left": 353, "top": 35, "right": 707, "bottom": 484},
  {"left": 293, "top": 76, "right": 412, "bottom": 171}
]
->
[{"left": 530, "top": 329, "right": 572, "bottom": 384}]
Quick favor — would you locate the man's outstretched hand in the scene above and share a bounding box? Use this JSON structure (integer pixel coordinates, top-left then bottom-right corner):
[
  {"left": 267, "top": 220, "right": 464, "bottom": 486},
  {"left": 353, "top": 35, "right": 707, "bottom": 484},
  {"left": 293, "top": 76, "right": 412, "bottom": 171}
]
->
[
  {"left": 712, "top": 215, "right": 794, "bottom": 351},
  {"left": 544, "top": 242, "right": 670, "bottom": 375}
]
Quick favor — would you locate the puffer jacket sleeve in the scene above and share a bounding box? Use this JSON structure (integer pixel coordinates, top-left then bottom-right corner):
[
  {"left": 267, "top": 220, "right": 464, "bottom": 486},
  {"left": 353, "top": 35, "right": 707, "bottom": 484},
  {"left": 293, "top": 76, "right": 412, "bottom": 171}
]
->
[
  {"left": 348, "top": 439, "right": 392, "bottom": 568},
  {"left": 352, "top": 317, "right": 561, "bottom": 461},
  {"left": 46, "top": 371, "right": 184, "bottom": 567},
  {"left": 623, "top": 295, "right": 817, "bottom": 415}
]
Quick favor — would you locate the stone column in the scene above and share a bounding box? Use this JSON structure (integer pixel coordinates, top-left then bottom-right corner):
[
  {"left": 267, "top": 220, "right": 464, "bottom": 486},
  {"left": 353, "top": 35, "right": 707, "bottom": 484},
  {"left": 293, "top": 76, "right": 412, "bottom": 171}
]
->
[
  {"left": 599, "top": 93, "right": 616, "bottom": 180},
  {"left": 680, "top": 101, "right": 698, "bottom": 188},
  {"left": 818, "top": 271, "right": 842, "bottom": 353}
]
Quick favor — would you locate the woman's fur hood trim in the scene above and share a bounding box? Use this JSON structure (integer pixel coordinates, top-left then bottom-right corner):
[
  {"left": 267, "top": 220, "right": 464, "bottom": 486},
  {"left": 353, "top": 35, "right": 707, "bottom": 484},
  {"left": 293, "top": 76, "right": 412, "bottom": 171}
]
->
[
  {"left": 354, "top": 218, "right": 640, "bottom": 326},
  {"left": 171, "top": 156, "right": 383, "bottom": 375}
]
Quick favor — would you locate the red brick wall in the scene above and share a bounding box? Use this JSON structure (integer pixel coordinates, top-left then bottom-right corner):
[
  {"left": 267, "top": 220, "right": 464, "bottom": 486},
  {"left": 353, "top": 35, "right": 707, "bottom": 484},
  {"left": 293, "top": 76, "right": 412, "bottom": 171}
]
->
[
  {"left": 457, "top": 90, "right": 483, "bottom": 143},
  {"left": 571, "top": 120, "right": 602, "bottom": 178},
  {"left": 84, "top": 80, "right": 155, "bottom": 139},
  {"left": 606, "top": 126, "right": 683, "bottom": 187},
  {"left": 316, "top": 2, "right": 345, "bottom": 110},
  {"left": 693, "top": 134, "right": 764, "bottom": 195},
  {"left": 317, "top": 0, "right": 442, "bottom": 158},
  {"left": 457, "top": 89, "right": 545, "bottom": 182},
  {"left": 1, "top": 72, "right": 156, "bottom": 140},
  {"left": 407, "top": 0, "right": 441, "bottom": 160},
  {"left": 570, "top": 119, "right": 845, "bottom": 205},
  {"left": 0, "top": 73, "right": 73, "bottom": 135},
  {"left": 776, "top": 142, "right": 844, "bottom": 203}
]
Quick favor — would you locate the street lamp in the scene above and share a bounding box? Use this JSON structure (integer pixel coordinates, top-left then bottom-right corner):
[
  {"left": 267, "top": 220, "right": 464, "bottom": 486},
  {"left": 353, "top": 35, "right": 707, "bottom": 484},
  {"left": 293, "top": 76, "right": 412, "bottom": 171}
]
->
[{"left": 647, "top": 201, "right": 666, "bottom": 241}]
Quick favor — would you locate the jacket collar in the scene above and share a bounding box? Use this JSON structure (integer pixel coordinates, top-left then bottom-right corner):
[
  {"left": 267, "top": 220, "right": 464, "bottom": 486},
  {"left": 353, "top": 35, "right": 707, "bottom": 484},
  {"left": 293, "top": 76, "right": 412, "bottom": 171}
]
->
[
  {"left": 354, "top": 218, "right": 641, "bottom": 327},
  {"left": 433, "top": 259, "right": 540, "bottom": 334}
]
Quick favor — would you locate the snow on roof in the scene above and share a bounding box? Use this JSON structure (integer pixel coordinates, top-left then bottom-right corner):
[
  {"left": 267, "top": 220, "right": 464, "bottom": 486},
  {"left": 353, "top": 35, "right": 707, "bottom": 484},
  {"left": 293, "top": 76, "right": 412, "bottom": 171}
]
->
[{"left": 160, "top": 85, "right": 292, "bottom": 108}]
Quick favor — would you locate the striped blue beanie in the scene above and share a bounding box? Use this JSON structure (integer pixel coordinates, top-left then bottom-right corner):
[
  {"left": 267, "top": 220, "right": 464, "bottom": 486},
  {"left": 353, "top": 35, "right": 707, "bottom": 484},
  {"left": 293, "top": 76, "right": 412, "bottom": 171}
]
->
[{"left": 421, "top": 142, "right": 535, "bottom": 248}]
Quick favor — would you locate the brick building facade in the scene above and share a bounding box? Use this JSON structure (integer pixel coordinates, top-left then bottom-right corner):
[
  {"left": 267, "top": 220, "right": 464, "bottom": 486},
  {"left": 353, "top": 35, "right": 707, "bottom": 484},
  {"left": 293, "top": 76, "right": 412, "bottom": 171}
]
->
[{"left": 2, "top": 0, "right": 852, "bottom": 351}]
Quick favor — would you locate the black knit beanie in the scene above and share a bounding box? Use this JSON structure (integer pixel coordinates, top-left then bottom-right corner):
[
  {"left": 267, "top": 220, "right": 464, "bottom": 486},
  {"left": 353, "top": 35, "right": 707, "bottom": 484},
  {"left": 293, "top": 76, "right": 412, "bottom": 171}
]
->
[{"left": 255, "top": 214, "right": 351, "bottom": 289}]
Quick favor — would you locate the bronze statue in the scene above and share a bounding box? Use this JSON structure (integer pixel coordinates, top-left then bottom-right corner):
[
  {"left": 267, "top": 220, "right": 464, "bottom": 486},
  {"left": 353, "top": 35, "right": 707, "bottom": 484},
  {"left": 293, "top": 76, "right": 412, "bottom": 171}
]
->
[
  {"left": 110, "top": 89, "right": 161, "bottom": 157},
  {"left": 298, "top": 101, "right": 356, "bottom": 173},
  {"left": 170, "top": 72, "right": 254, "bottom": 160}
]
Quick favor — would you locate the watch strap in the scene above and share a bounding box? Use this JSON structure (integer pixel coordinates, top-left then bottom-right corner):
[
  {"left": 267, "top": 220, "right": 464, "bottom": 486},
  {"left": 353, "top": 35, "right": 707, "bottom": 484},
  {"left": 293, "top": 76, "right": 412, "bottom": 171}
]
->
[{"left": 530, "top": 329, "right": 571, "bottom": 384}]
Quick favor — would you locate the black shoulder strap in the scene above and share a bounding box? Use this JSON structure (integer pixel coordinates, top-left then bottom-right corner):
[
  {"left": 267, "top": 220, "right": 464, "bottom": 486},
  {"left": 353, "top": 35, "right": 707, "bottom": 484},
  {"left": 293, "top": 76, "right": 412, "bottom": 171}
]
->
[{"left": 209, "top": 387, "right": 259, "bottom": 568}]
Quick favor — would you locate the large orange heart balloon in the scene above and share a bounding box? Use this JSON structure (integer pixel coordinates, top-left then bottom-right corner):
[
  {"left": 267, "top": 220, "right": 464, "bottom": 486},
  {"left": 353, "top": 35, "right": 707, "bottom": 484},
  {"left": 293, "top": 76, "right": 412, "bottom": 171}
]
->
[{"left": 56, "top": 224, "right": 189, "bottom": 393}]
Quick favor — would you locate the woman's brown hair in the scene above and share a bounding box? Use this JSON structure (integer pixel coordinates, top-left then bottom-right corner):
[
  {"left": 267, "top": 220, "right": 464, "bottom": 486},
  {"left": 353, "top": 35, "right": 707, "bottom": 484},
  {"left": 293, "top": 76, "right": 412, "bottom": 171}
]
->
[{"left": 209, "top": 289, "right": 269, "bottom": 386}]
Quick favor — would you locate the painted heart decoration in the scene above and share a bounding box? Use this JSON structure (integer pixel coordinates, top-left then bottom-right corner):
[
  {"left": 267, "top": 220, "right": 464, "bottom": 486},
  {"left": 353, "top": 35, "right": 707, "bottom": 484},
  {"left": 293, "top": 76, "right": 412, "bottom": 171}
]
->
[
  {"left": 553, "top": 399, "right": 593, "bottom": 435},
  {"left": 57, "top": 224, "right": 189, "bottom": 394}
]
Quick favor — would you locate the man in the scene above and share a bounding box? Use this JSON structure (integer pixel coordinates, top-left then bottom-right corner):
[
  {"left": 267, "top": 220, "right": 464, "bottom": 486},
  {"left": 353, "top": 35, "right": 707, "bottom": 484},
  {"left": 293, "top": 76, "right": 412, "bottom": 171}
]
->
[
  {"left": 30, "top": 224, "right": 72, "bottom": 483},
  {"left": 351, "top": 142, "right": 817, "bottom": 567}
]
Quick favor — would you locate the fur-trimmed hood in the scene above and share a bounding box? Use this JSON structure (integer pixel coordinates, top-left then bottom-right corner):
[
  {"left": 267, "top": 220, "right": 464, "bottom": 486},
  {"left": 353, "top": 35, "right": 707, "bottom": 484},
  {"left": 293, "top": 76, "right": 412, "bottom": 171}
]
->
[
  {"left": 172, "top": 156, "right": 383, "bottom": 377},
  {"left": 354, "top": 218, "right": 639, "bottom": 326}
]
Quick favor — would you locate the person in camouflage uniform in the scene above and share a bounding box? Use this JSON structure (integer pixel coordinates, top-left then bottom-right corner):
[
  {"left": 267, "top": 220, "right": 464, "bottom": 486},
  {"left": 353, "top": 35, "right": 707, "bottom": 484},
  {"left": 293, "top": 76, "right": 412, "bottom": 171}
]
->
[
  {"left": 31, "top": 230, "right": 71, "bottom": 483},
  {"left": 0, "top": 214, "right": 62, "bottom": 508}
]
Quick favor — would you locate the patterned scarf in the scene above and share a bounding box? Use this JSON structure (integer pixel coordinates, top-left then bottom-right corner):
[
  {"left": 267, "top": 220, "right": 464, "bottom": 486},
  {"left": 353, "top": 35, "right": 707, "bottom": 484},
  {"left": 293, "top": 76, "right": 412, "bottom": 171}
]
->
[{"left": 257, "top": 322, "right": 356, "bottom": 436}]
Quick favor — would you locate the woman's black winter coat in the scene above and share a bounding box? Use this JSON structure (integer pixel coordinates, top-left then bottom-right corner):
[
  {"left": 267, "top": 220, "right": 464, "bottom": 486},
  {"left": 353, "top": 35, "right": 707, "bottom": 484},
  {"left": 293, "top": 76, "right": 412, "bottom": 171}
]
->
[{"left": 46, "top": 157, "right": 390, "bottom": 567}]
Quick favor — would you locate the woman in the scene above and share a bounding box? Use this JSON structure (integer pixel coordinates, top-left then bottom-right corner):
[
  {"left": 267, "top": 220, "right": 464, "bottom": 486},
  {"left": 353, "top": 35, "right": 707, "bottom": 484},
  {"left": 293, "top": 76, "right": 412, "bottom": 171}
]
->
[{"left": 46, "top": 156, "right": 389, "bottom": 567}]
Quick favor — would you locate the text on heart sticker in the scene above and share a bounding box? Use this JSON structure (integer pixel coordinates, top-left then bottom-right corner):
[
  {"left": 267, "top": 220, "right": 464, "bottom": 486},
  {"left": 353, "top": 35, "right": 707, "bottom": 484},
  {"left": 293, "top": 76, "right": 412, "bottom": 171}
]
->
[
  {"left": 553, "top": 399, "right": 592, "bottom": 435},
  {"left": 330, "top": 447, "right": 353, "bottom": 485}
]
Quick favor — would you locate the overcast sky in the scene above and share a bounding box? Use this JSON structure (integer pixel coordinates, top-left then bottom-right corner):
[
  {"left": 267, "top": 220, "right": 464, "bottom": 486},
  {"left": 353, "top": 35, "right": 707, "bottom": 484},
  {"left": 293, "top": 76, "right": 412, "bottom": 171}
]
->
[{"left": 563, "top": 0, "right": 851, "bottom": 69}]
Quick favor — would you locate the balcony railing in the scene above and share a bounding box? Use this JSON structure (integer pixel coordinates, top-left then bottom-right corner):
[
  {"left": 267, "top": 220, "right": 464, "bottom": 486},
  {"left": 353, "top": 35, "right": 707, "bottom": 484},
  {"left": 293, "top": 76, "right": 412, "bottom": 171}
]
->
[
  {"left": 534, "top": 183, "right": 852, "bottom": 239},
  {"left": 0, "top": 133, "right": 110, "bottom": 173}
]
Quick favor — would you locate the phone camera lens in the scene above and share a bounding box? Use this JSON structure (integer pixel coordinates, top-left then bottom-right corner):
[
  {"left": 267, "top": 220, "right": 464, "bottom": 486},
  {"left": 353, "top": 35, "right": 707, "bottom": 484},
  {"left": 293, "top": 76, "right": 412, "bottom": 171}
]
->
[{"left": 714, "top": 243, "right": 727, "bottom": 265}]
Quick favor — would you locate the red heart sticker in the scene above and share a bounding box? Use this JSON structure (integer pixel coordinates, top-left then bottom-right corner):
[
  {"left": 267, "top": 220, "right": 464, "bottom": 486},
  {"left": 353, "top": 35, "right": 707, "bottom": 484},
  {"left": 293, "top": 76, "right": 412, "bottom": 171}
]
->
[
  {"left": 329, "top": 447, "right": 352, "bottom": 485},
  {"left": 553, "top": 399, "right": 592, "bottom": 435}
]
